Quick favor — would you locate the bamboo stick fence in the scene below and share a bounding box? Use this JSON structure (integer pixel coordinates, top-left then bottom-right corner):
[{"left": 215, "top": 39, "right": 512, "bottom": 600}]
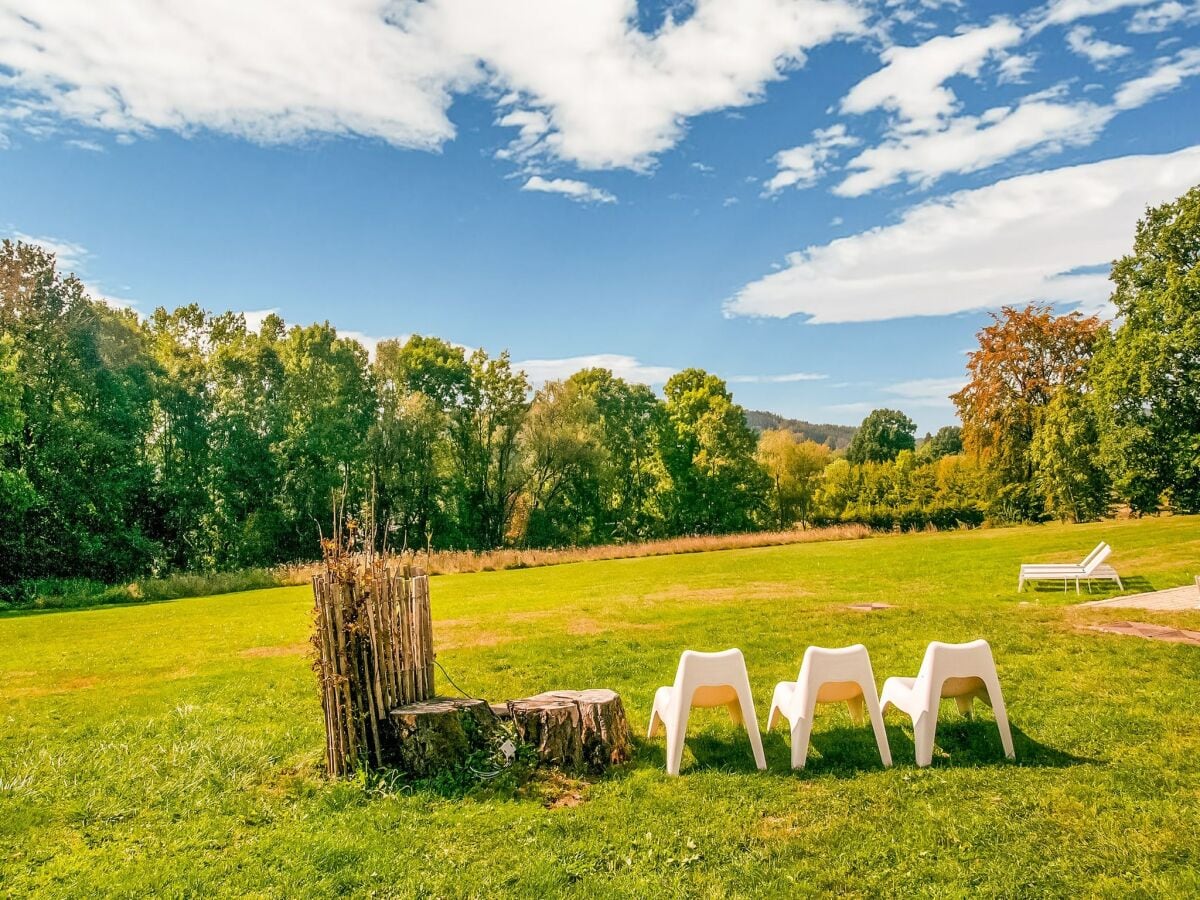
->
[{"left": 311, "top": 562, "right": 435, "bottom": 776}]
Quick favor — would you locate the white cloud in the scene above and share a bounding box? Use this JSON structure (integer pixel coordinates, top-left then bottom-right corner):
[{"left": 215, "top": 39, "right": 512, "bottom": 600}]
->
[
  {"left": 835, "top": 95, "right": 1113, "bottom": 196},
  {"left": 1128, "top": 2, "right": 1198, "bottom": 33},
  {"left": 1066, "top": 25, "right": 1132, "bottom": 64},
  {"left": 5, "top": 230, "right": 135, "bottom": 310},
  {"left": 0, "top": 0, "right": 865, "bottom": 172},
  {"left": 1113, "top": 47, "right": 1200, "bottom": 107},
  {"left": 521, "top": 176, "right": 616, "bottom": 204},
  {"left": 884, "top": 377, "right": 967, "bottom": 406},
  {"left": 828, "top": 22, "right": 1133, "bottom": 195},
  {"left": 514, "top": 353, "right": 675, "bottom": 385},
  {"left": 997, "top": 52, "right": 1037, "bottom": 83},
  {"left": 1039, "top": 0, "right": 1157, "bottom": 27},
  {"left": 450, "top": 0, "right": 866, "bottom": 170},
  {"left": 7, "top": 231, "right": 89, "bottom": 271},
  {"left": 835, "top": 47, "right": 1200, "bottom": 195},
  {"left": 725, "top": 144, "right": 1200, "bottom": 323},
  {"left": 764, "top": 124, "right": 858, "bottom": 194},
  {"left": 841, "top": 21, "right": 1023, "bottom": 130},
  {"left": 0, "top": 1, "right": 463, "bottom": 149},
  {"left": 64, "top": 138, "right": 104, "bottom": 152},
  {"left": 494, "top": 109, "right": 551, "bottom": 161},
  {"left": 728, "top": 372, "right": 829, "bottom": 383}
]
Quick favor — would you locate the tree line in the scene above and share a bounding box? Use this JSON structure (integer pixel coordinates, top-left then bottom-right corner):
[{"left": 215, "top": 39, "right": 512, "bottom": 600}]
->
[
  {"left": 0, "top": 242, "right": 770, "bottom": 584},
  {"left": 1, "top": 184, "right": 1196, "bottom": 587}
]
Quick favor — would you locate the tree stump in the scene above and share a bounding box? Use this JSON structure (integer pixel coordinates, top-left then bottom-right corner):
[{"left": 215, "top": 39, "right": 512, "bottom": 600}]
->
[
  {"left": 505, "top": 689, "right": 632, "bottom": 773},
  {"left": 385, "top": 697, "right": 499, "bottom": 777}
]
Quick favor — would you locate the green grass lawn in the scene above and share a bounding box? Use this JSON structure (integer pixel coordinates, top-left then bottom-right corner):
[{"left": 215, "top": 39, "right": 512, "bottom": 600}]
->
[{"left": 4, "top": 518, "right": 1200, "bottom": 897}]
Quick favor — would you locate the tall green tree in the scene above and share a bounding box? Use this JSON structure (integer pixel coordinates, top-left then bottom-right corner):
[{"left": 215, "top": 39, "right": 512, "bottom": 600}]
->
[
  {"left": 756, "top": 429, "right": 830, "bottom": 528},
  {"left": 660, "top": 369, "right": 767, "bottom": 534},
  {"left": 203, "top": 312, "right": 288, "bottom": 568},
  {"left": 520, "top": 379, "right": 605, "bottom": 546},
  {"left": 370, "top": 345, "right": 451, "bottom": 552},
  {"left": 453, "top": 350, "right": 530, "bottom": 548},
  {"left": 275, "top": 322, "right": 375, "bottom": 559},
  {"left": 1092, "top": 185, "right": 1200, "bottom": 513},
  {"left": 567, "top": 368, "right": 666, "bottom": 541},
  {"left": 0, "top": 240, "right": 159, "bottom": 581},
  {"left": 145, "top": 304, "right": 213, "bottom": 569},
  {"left": 1031, "top": 387, "right": 1110, "bottom": 522},
  {"left": 0, "top": 334, "right": 36, "bottom": 555},
  {"left": 924, "top": 425, "right": 963, "bottom": 460},
  {"left": 845, "top": 408, "right": 917, "bottom": 464}
]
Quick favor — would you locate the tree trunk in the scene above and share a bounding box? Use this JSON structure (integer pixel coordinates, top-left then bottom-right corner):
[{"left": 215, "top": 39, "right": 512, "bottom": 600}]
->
[
  {"left": 504, "top": 689, "right": 632, "bottom": 773},
  {"left": 385, "top": 697, "right": 499, "bottom": 777}
]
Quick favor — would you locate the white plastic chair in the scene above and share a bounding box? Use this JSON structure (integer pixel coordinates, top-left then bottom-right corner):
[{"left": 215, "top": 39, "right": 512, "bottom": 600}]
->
[
  {"left": 880, "top": 639, "right": 1014, "bottom": 768},
  {"left": 767, "top": 644, "right": 892, "bottom": 769},
  {"left": 647, "top": 648, "right": 767, "bottom": 776}
]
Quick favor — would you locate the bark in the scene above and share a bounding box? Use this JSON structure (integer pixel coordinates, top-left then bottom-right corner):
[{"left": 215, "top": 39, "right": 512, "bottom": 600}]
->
[{"left": 505, "top": 689, "right": 632, "bottom": 773}]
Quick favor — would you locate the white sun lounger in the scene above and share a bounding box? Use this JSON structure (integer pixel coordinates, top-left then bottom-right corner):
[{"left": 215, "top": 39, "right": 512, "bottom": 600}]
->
[{"left": 1018, "top": 542, "right": 1122, "bottom": 594}]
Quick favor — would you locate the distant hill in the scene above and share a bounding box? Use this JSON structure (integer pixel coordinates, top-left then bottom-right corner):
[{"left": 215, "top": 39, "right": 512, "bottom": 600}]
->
[{"left": 744, "top": 410, "right": 857, "bottom": 450}]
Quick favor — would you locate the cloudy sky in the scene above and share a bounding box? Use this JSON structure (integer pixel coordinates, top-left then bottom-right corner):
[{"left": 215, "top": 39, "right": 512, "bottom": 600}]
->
[{"left": 2, "top": 0, "right": 1199, "bottom": 430}]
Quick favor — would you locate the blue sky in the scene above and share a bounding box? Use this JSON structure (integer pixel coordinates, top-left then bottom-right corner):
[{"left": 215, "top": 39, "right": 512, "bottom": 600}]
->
[{"left": 2, "top": 0, "right": 1199, "bottom": 432}]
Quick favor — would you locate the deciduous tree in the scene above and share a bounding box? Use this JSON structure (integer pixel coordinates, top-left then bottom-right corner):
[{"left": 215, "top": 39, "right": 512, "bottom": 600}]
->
[
  {"left": 1091, "top": 186, "right": 1200, "bottom": 513},
  {"left": 661, "top": 369, "right": 767, "bottom": 533},
  {"left": 845, "top": 408, "right": 916, "bottom": 464},
  {"left": 952, "top": 304, "right": 1102, "bottom": 520},
  {"left": 756, "top": 429, "right": 830, "bottom": 528}
]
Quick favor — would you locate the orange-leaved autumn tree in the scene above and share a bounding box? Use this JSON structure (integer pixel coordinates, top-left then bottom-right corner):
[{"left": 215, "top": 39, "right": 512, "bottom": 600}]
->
[{"left": 951, "top": 305, "right": 1103, "bottom": 511}]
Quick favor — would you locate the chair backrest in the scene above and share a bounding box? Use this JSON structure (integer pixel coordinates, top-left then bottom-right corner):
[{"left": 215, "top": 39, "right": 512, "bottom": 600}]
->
[
  {"left": 1081, "top": 543, "right": 1112, "bottom": 575},
  {"left": 800, "top": 644, "right": 873, "bottom": 705},
  {"left": 915, "top": 639, "right": 997, "bottom": 702},
  {"left": 799, "top": 643, "right": 869, "bottom": 682},
  {"left": 1079, "top": 542, "right": 1107, "bottom": 568},
  {"left": 673, "top": 648, "right": 746, "bottom": 691},
  {"left": 672, "top": 648, "right": 749, "bottom": 708}
]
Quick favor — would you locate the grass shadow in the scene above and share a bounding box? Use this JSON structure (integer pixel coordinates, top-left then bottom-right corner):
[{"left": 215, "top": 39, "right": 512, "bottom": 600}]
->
[
  {"left": 880, "top": 718, "right": 1095, "bottom": 771},
  {"left": 1023, "top": 574, "right": 1155, "bottom": 599},
  {"left": 626, "top": 716, "right": 1093, "bottom": 778}
]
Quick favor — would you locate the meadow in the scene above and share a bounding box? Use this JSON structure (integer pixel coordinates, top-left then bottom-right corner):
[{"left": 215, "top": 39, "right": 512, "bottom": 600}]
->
[{"left": 3, "top": 517, "right": 1200, "bottom": 897}]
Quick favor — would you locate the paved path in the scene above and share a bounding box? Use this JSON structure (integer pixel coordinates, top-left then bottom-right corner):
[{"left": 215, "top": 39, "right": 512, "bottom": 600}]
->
[{"left": 1080, "top": 583, "right": 1200, "bottom": 611}]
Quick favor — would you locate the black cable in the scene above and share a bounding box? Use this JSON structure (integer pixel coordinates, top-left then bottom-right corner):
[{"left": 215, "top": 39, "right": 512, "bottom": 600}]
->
[{"left": 434, "top": 657, "right": 480, "bottom": 701}]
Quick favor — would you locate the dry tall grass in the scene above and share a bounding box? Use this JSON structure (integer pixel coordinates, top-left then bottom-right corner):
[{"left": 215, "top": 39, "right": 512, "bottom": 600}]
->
[{"left": 276, "top": 523, "right": 873, "bottom": 583}]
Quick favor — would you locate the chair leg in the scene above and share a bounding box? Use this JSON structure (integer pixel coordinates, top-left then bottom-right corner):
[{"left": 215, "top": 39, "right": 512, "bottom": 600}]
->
[
  {"left": 790, "top": 717, "right": 813, "bottom": 769},
  {"left": 725, "top": 700, "right": 743, "bottom": 725},
  {"left": 734, "top": 678, "right": 767, "bottom": 771},
  {"left": 913, "top": 711, "right": 938, "bottom": 768},
  {"left": 983, "top": 676, "right": 1015, "bottom": 760},
  {"left": 647, "top": 703, "right": 663, "bottom": 739},
  {"left": 665, "top": 705, "right": 690, "bottom": 776},
  {"left": 846, "top": 695, "right": 865, "bottom": 726},
  {"left": 863, "top": 686, "right": 892, "bottom": 767}
]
